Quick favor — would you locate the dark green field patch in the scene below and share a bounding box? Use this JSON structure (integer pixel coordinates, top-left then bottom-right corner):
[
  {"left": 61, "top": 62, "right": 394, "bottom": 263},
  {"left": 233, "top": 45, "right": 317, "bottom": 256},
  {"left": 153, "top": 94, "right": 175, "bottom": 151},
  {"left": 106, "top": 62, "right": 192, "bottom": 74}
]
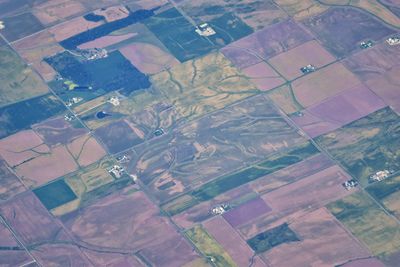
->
[
  {"left": 191, "top": 141, "right": 319, "bottom": 202},
  {"left": 34, "top": 179, "right": 77, "bottom": 210},
  {"left": 0, "top": 12, "right": 44, "bottom": 42},
  {"left": 143, "top": 7, "right": 217, "bottom": 62},
  {"left": 247, "top": 223, "right": 300, "bottom": 253},
  {"left": 0, "top": 93, "right": 66, "bottom": 139},
  {"left": 207, "top": 13, "right": 253, "bottom": 46},
  {"left": 366, "top": 175, "right": 400, "bottom": 201}
]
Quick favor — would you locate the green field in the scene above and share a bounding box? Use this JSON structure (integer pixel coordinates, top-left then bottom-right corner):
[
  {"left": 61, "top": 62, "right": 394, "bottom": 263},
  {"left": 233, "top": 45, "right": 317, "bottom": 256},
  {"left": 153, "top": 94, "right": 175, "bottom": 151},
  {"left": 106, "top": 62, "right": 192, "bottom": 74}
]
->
[
  {"left": 34, "top": 179, "right": 77, "bottom": 210},
  {"left": 366, "top": 175, "right": 400, "bottom": 220},
  {"left": 0, "top": 45, "right": 48, "bottom": 107},
  {"left": 247, "top": 223, "right": 300, "bottom": 253},
  {"left": 315, "top": 107, "right": 400, "bottom": 186},
  {"left": 144, "top": 7, "right": 217, "bottom": 62},
  {"left": 0, "top": 93, "right": 66, "bottom": 139},
  {"left": 185, "top": 225, "right": 237, "bottom": 267},
  {"left": 327, "top": 191, "right": 400, "bottom": 260}
]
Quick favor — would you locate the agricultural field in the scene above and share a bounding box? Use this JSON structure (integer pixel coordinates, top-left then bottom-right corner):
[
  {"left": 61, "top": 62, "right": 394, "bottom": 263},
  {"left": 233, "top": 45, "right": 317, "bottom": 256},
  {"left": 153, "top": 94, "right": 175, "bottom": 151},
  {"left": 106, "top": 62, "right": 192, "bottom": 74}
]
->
[
  {"left": 45, "top": 50, "right": 151, "bottom": 102},
  {"left": 62, "top": 188, "right": 201, "bottom": 266},
  {"left": 0, "top": 128, "right": 106, "bottom": 188},
  {"left": 344, "top": 42, "right": 400, "bottom": 114},
  {"left": 0, "top": 218, "right": 36, "bottom": 267},
  {"left": 274, "top": 0, "right": 328, "bottom": 20},
  {"left": 204, "top": 216, "right": 255, "bottom": 267},
  {"left": 32, "top": 0, "right": 87, "bottom": 26},
  {"left": 262, "top": 208, "right": 371, "bottom": 266},
  {"left": 185, "top": 225, "right": 237, "bottom": 267},
  {"left": 177, "top": 0, "right": 287, "bottom": 30},
  {"left": 328, "top": 191, "right": 400, "bottom": 265},
  {"left": 0, "top": 159, "right": 25, "bottom": 201},
  {"left": 0, "top": 93, "right": 65, "bottom": 139},
  {"left": 237, "top": 164, "right": 354, "bottom": 239},
  {"left": 0, "top": 12, "right": 44, "bottom": 42},
  {"left": 143, "top": 7, "right": 218, "bottom": 62},
  {"left": 319, "top": 0, "right": 400, "bottom": 27},
  {"left": 291, "top": 84, "right": 386, "bottom": 138},
  {"left": 315, "top": 107, "right": 400, "bottom": 186},
  {"left": 0, "top": 44, "right": 49, "bottom": 108},
  {"left": 0, "top": 191, "right": 92, "bottom": 266},
  {"left": 366, "top": 174, "right": 400, "bottom": 220},
  {"left": 222, "top": 20, "right": 313, "bottom": 69},
  {"left": 268, "top": 62, "right": 362, "bottom": 114},
  {"left": 302, "top": 7, "right": 396, "bottom": 58},
  {"left": 268, "top": 40, "right": 336, "bottom": 80},
  {"left": 13, "top": 29, "right": 64, "bottom": 81}
]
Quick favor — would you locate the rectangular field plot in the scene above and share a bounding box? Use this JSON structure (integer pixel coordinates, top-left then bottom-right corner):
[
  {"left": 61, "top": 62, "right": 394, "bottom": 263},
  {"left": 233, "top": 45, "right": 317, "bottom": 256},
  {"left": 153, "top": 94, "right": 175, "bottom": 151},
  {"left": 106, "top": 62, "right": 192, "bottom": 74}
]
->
[
  {"left": 0, "top": 12, "right": 44, "bottom": 42},
  {"left": 33, "top": 179, "right": 77, "bottom": 210},
  {"left": 366, "top": 175, "right": 400, "bottom": 220},
  {"left": 221, "top": 20, "right": 312, "bottom": 69},
  {"left": 0, "top": 45, "right": 49, "bottom": 108},
  {"left": 315, "top": 107, "right": 400, "bottom": 186},
  {"left": 185, "top": 225, "right": 237, "bottom": 267},
  {"left": 143, "top": 7, "right": 217, "bottom": 62},
  {"left": 344, "top": 43, "right": 400, "bottom": 114},
  {"left": 0, "top": 94, "right": 65, "bottom": 139},
  {"left": 177, "top": 0, "right": 287, "bottom": 30},
  {"left": 263, "top": 208, "right": 371, "bottom": 266},
  {"left": 327, "top": 191, "right": 400, "bottom": 263},
  {"left": 130, "top": 94, "right": 310, "bottom": 203},
  {"left": 291, "top": 84, "right": 386, "bottom": 138},
  {"left": 204, "top": 216, "right": 255, "bottom": 267},
  {"left": 302, "top": 7, "right": 396, "bottom": 58}
]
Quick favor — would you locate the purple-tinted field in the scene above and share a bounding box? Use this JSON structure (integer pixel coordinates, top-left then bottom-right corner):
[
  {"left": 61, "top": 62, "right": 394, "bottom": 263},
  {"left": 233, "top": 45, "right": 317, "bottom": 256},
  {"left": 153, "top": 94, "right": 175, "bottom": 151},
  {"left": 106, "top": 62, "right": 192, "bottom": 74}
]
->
[
  {"left": 341, "top": 258, "right": 386, "bottom": 267},
  {"left": 241, "top": 62, "right": 285, "bottom": 91},
  {"left": 62, "top": 187, "right": 200, "bottom": 266},
  {"left": 94, "top": 119, "right": 144, "bottom": 154},
  {"left": 268, "top": 40, "right": 336, "bottom": 80},
  {"left": 204, "top": 216, "right": 255, "bottom": 267},
  {"left": 0, "top": 159, "right": 25, "bottom": 201},
  {"left": 0, "top": 192, "right": 90, "bottom": 266},
  {"left": 344, "top": 43, "right": 400, "bottom": 114},
  {"left": 302, "top": 7, "right": 396, "bottom": 58},
  {"left": 262, "top": 208, "right": 371, "bottom": 267},
  {"left": 83, "top": 249, "right": 145, "bottom": 267},
  {"left": 33, "top": 116, "right": 88, "bottom": 146},
  {"left": 223, "top": 197, "right": 271, "bottom": 228},
  {"left": 0, "top": 219, "right": 34, "bottom": 267},
  {"left": 222, "top": 20, "right": 312, "bottom": 69},
  {"left": 292, "top": 84, "right": 387, "bottom": 138},
  {"left": 240, "top": 164, "right": 354, "bottom": 239}
]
